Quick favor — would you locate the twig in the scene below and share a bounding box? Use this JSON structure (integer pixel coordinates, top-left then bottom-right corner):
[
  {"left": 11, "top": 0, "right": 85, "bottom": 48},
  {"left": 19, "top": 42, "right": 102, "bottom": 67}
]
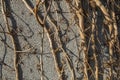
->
[{"left": 16, "top": 47, "right": 34, "bottom": 53}]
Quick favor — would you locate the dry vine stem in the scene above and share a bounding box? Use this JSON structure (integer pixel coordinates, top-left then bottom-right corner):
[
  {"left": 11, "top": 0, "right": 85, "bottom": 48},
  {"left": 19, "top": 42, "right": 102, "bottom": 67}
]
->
[
  {"left": 46, "top": 2, "right": 76, "bottom": 80},
  {"left": 110, "top": 1, "right": 118, "bottom": 79},
  {"left": 47, "top": 11, "right": 76, "bottom": 80},
  {"left": 1, "top": 0, "right": 19, "bottom": 80},
  {"left": 91, "top": 10, "right": 98, "bottom": 80},
  {"left": 22, "top": 0, "right": 63, "bottom": 79},
  {"left": 34, "top": 1, "right": 44, "bottom": 80},
  {"left": 90, "top": 1, "right": 99, "bottom": 79},
  {"left": 35, "top": 2, "right": 64, "bottom": 80},
  {"left": 93, "top": 0, "right": 115, "bottom": 79},
  {"left": 39, "top": 1, "right": 76, "bottom": 79},
  {"left": 75, "top": 1, "right": 88, "bottom": 80},
  {"left": 111, "top": 1, "right": 118, "bottom": 43},
  {"left": 22, "top": 0, "right": 76, "bottom": 79}
]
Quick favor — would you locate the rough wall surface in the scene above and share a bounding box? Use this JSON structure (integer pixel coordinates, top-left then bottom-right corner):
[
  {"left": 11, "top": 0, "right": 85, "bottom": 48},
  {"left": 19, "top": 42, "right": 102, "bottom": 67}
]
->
[{"left": 0, "top": 0, "right": 120, "bottom": 80}]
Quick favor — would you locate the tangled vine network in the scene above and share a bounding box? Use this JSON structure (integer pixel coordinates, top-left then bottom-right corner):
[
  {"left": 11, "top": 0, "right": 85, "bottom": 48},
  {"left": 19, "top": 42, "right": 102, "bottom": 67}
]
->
[{"left": 0, "top": 0, "right": 120, "bottom": 80}]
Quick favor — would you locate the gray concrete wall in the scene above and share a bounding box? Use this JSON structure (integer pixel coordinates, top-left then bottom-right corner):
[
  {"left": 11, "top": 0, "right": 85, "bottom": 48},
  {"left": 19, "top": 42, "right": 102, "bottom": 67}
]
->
[{"left": 0, "top": 0, "right": 120, "bottom": 80}]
